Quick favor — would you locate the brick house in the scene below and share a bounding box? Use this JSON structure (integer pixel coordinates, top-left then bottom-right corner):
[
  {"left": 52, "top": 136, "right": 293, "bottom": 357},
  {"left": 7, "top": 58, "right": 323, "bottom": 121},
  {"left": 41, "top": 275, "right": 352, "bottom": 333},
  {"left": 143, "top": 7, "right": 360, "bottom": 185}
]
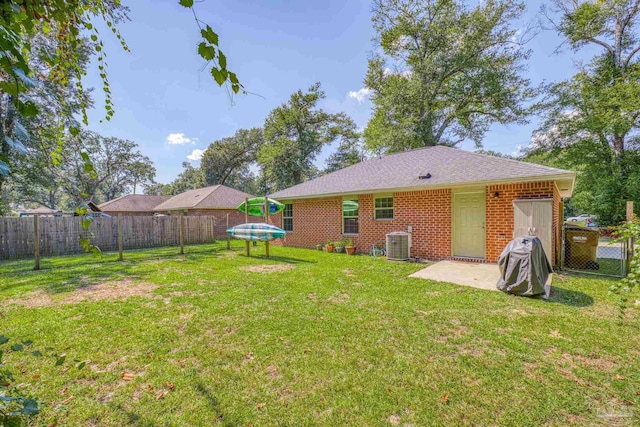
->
[
  {"left": 269, "top": 146, "right": 575, "bottom": 265},
  {"left": 153, "top": 185, "right": 258, "bottom": 236},
  {"left": 98, "top": 195, "right": 171, "bottom": 216}
]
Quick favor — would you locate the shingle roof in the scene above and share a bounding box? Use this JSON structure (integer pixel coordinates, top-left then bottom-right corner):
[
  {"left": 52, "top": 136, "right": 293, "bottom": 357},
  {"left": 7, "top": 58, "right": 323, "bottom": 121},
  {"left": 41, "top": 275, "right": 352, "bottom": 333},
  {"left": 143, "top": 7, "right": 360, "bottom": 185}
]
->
[
  {"left": 270, "top": 146, "right": 575, "bottom": 200},
  {"left": 98, "top": 194, "right": 170, "bottom": 212},
  {"left": 19, "top": 206, "right": 61, "bottom": 214},
  {"left": 154, "top": 185, "right": 254, "bottom": 211}
]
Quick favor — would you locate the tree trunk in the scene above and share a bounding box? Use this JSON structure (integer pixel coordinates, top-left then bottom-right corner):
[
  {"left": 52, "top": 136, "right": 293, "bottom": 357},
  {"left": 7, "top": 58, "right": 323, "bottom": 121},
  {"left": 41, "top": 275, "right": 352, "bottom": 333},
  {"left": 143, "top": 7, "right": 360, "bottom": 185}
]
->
[{"left": 612, "top": 134, "right": 625, "bottom": 162}]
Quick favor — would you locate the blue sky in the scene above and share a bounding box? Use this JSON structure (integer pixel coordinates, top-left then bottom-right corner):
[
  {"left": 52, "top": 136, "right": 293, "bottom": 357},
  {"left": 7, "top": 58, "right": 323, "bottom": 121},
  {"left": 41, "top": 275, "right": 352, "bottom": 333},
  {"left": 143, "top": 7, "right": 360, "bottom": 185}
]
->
[{"left": 84, "top": 0, "right": 594, "bottom": 185}]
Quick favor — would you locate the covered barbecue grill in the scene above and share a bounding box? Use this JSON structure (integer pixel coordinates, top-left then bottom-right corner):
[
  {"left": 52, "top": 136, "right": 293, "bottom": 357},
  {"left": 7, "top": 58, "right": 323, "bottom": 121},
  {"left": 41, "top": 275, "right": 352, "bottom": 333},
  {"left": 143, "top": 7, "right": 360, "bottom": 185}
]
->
[{"left": 496, "top": 236, "right": 553, "bottom": 299}]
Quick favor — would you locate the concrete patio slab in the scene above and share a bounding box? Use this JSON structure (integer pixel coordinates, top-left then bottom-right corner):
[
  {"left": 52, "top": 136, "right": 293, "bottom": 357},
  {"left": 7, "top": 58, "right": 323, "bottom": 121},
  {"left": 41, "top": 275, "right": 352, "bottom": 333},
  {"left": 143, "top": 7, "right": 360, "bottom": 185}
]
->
[{"left": 409, "top": 261, "right": 501, "bottom": 291}]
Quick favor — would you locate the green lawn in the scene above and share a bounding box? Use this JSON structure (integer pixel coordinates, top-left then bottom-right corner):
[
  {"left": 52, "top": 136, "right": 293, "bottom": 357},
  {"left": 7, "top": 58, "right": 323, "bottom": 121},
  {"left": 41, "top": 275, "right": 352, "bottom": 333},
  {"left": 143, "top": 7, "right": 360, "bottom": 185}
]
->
[{"left": 1, "top": 243, "right": 639, "bottom": 426}]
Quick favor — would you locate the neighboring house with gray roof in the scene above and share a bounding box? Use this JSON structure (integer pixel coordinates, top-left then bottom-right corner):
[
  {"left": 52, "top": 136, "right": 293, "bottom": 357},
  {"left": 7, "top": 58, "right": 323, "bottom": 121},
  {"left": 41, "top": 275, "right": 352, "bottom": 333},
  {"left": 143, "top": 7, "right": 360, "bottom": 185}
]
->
[
  {"left": 154, "top": 185, "right": 258, "bottom": 236},
  {"left": 269, "top": 146, "right": 576, "bottom": 265},
  {"left": 154, "top": 185, "right": 254, "bottom": 215},
  {"left": 99, "top": 194, "right": 171, "bottom": 216}
]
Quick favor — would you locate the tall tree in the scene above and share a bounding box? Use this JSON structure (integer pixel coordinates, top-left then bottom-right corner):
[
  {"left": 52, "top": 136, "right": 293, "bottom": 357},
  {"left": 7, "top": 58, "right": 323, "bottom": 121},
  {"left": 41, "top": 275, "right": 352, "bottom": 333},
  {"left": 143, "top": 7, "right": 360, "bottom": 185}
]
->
[
  {"left": 324, "top": 126, "right": 364, "bottom": 173},
  {"left": 259, "top": 82, "right": 358, "bottom": 191},
  {"left": 54, "top": 132, "right": 156, "bottom": 206},
  {"left": 144, "top": 182, "right": 174, "bottom": 196},
  {"left": 0, "top": 33, "right": 95, "bottom": 213},
  {"left": 0, "top": 1, "right": 129, "bottom": 177},
  {"left": 531, "top": 0, "right": 640, "bottom": 224},
  {"left": 168, "top": 161, "right": 206, "bottom": 195},
  {"left": 364, "top": 0, "right": 535, "bottom": 153},
  {"left": 201, "top": 128, "right": 263, "bottom": 193},
  {"left": 128, "top": 160, "right": 156, "bottom": 195}
]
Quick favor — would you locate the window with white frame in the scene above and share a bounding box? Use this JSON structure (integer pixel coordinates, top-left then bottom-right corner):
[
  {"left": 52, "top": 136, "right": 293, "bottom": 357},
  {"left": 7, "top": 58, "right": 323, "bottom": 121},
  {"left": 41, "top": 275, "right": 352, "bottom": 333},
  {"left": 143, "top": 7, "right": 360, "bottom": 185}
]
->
[
  {"left": 342, "top": 198, "right": 359, "bottom": 234},
  {"left": 283, "top": 203, "right": 293, "bottom": 232},
  {"left": 374, "top": 195, "right": 394, "bottom": 219}
]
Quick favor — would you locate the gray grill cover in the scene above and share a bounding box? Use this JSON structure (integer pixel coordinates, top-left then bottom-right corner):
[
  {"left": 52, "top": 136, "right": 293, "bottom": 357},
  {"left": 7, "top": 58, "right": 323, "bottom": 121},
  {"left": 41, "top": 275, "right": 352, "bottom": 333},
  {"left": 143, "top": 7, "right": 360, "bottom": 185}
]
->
[{"left": 496, "top": 236, "right": 552, "bottom": 298}]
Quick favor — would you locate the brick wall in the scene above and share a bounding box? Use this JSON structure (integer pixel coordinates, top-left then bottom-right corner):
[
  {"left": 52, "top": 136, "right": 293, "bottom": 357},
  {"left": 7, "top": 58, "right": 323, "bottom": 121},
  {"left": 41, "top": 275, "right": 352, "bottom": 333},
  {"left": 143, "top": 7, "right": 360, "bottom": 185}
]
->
[
  {"left": 276, "top": 190, "right": 451, "bottom": 259},
  {"left": 355, "top": 190, "right": 451, "bottom": 259},
  {"left": 275, "top": 197, "right": 342, "bottom": 248},
  {"left": 485, "top": 181, "right": 557, "bottom": 263},
  {"left": 276, "top": 180, "right": 560, "bottom": 263}
]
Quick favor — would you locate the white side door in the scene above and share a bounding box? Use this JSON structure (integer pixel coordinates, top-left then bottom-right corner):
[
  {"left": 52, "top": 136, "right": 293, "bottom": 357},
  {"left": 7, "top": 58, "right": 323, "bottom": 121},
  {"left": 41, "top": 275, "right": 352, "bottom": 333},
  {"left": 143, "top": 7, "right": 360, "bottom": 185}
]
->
[
  {"left": 513, "top": 200, "right": 553, "bottom": 264},
  {"left": 531, "top": 200, "right": 553, "bottom": 264},
  {"left": 513, "top": 201, "right": 532, "bottom": 238}
]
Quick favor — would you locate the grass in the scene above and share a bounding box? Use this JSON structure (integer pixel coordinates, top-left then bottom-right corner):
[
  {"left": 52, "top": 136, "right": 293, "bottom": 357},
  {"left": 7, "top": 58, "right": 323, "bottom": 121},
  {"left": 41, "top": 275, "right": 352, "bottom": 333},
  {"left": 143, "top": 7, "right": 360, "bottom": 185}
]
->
[{"left": 1, "top": 243, "right": 639, "bottom": 426}]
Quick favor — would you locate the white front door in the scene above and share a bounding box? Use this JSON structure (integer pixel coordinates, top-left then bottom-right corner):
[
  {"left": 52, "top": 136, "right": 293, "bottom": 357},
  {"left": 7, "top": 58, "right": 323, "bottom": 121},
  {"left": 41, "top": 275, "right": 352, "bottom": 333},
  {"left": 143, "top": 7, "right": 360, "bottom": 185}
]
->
[{"left": 453, "top": 191, "right": 486, "bottom": 258}]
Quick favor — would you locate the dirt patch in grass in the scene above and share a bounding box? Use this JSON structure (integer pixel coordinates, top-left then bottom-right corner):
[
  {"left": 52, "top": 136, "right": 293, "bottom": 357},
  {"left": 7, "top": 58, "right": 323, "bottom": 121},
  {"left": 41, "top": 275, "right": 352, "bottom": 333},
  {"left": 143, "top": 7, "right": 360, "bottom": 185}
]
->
[
  {"left": 266, "top": 364, "right": 280, "bottom": 378},
  {"left": 240, "top": 264, "right": 294, "bottom": 273},
  {"left": 343, "top": 269, "right": 357, "bottom": 277},
  {"left": 327, "top": 293, "right": 350, "bottom": 304},
  {"left": 9, "top": 279, "right": 158, "bottom": 308}
]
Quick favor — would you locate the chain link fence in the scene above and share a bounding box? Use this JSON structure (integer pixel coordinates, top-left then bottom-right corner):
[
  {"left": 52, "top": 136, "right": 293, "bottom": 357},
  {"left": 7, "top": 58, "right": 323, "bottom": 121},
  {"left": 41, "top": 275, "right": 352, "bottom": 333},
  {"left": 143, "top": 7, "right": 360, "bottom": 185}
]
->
[{"left": 561, "top": 224, "right": 629, "bottom": 278}]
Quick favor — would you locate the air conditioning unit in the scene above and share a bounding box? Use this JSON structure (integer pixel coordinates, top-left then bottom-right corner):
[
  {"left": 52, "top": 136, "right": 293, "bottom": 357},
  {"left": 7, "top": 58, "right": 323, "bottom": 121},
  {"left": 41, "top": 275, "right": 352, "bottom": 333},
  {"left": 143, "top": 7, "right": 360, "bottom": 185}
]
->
[{"left": 386, "top": 232, "right": 410, "bottom": 261}]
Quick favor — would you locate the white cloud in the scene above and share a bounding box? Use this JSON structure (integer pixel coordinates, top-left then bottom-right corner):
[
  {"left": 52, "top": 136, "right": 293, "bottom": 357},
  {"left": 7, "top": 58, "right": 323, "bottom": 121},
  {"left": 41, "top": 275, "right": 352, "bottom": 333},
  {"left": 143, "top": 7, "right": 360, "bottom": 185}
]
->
[
  {"left": 512, "top": 144, "right": 524, "bottom": 157},
  {"left": 347, "top": 87, "right": 372, "bottom": 104},
  {"left": 187, "top": 149, "right": 204, "bottom": 162},
  {"left": 167, "top": 132, "right": 197, "bottom": 145}
]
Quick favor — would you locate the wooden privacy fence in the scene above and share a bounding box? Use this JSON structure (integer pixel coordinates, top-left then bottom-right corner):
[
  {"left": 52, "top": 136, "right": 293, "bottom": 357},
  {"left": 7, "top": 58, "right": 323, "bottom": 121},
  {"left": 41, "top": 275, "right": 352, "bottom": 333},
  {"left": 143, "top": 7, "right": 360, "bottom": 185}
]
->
[{"left": 0, "top": 215, "right": 226, "bottom": 261}]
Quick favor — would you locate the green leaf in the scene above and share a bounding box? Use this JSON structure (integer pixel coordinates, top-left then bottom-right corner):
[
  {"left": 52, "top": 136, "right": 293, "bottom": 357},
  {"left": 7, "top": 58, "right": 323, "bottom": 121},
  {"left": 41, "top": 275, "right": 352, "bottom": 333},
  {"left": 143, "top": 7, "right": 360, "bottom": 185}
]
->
[
  {"left": 21, "top": 398, "right": 39, "bottom": 416},
  {"left": 0, "top": 81, "right": 19, "bottom": 97},
  {"left": 0, "top": 336, "right": 9, "bottom": 345},
  {"left": 197, "top": 42, "right": 216, "bottom": 61},
  {"left": 211, "top": 67, "right": 228, "bottom": 86},
  {"left": 22, "top": 340, "right": 33, "bottom": 346},
  {"left": 55, "top": 354, "right": 66, "bottom": 366},
  {"left": 12, "top": 66, "right": 37, "bottom": 88},
  {"left": 32, "top": 350, "right": 42, "bottom": 357},
  {"left": 17, "top": 99, "right": 38, "bottom": 117},
  {"left": 179, "top": 0, "right": 194, "bottom": 6},
  {"left": 11, "top": 343, "right": 23, "bottom": 352},
  {"left": 69, "top": 126, "right": 80, "bottom": 137},
  {"left": 201, "top": 26, "right": 219, "bottom": 45},
  {"left": 218, "top": 51, "right": 227, "bottom": 69}
]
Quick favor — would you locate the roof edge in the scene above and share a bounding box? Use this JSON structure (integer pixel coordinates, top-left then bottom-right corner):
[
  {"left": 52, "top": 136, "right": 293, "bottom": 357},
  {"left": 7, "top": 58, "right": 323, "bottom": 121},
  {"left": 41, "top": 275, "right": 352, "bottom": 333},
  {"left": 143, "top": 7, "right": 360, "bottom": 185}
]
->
[
  {"left": 270, "top": 172, "right": 577, "bottom": 201},
  {"left": 154, "top": 206, "right": 237, "bottom": 211}
]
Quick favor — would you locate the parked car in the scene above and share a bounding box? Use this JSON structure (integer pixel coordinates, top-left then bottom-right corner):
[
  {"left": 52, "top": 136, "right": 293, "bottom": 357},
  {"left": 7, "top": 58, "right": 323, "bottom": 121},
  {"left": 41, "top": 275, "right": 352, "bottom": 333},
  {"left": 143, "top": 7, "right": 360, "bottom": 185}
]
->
[
  {"left": 566, "top": 214, "right": 597, "bottom": 227},
  {"left": 567, "top": 214, "right": 595, "bottom": 222}
]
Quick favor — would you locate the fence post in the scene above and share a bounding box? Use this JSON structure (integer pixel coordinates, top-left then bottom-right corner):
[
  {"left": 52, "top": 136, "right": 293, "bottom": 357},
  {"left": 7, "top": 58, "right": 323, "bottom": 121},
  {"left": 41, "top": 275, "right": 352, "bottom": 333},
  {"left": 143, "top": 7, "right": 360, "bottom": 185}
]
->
[
  {"left": 557, "top": 200, "right": 564, "bottom": 267},
  {"left": 626, "top": 201, "right": 634, "bottom": 275},
  {"left": 179, "top": 212, "right": 185, "bottom": 255},
  {"left": 264, "top": 196, "right": 270, "bottom": 258},
  {"left": 245, "top": 197, "right": 250, "bottom": 257},
  {"left": 117, "top": 213, "right": 123, "bottom": 261},
  {"left": 560, "top": 225, "right": 565, "bottom": 271},
  {"left": 33, "top": 215, "right": 40, "bottom": 270},
  {"left": 226, "top": 213, "right": 230, "bottom": 250}
]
